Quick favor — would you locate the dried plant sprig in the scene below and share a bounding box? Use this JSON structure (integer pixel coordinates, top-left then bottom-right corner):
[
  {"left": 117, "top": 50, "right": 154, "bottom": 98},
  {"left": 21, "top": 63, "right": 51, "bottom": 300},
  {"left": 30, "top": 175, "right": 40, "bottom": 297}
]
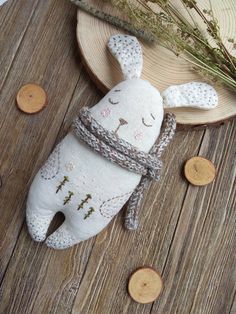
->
[
  {"left": 108, "top": 0, "right": 236, "bottom": 91},
  {"left": 70, "top": 0, "right": 236, "bottom": 91}
]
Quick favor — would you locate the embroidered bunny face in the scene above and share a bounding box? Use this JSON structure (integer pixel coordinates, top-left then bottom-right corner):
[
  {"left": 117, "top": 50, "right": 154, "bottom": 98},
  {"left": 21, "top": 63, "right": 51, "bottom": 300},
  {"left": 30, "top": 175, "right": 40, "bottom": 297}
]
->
[{"left": 90, "top": 79, "right": 164, "bottom": 152}]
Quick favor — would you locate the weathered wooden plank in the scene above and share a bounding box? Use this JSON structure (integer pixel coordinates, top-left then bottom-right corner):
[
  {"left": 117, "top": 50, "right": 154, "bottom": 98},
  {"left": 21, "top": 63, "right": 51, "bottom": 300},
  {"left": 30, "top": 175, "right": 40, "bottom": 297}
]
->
[
  {"left": 151, "top": 120, "right": 236, "bottom": 314},
  {"left": 0, "top": 0, "right": 39, "bottom": 92},
  {"left": 230, "top": 293, "right": 236, "bottom": 314},
  {"left": 0, "top": 0, "right": 82, "bottom": 282},
  {"left": 0, "top": 70, "right": 101, "bottom": 313},
  {"left": 1, "top": 1, "right": 235, "bottom": 313},
  {"left": 70, "top": 129, "right": 205, "bottom": 314},
  {"left": 0, "top": 225, "right": 95, "bottom": 314}
]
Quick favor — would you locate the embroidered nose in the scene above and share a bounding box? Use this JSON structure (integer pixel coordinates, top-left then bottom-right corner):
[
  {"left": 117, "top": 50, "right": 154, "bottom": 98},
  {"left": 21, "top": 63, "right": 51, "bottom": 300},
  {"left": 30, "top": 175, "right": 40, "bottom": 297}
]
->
[
  {"left": 119, "top": 118, "right": 128, "bottom": 125},
  {"left": 115, "top": 118, "right": 128, "bottom": 135}
]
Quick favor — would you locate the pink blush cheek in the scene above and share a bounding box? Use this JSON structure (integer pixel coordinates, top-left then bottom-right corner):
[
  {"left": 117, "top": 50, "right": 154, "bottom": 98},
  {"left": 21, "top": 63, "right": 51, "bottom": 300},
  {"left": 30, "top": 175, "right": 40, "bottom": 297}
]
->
[
  {"left": 133, "top": 130, "right": 144, "bottom": 141},
  {"left": 100, "top": 107, "right": 111, "bottom": 118}
]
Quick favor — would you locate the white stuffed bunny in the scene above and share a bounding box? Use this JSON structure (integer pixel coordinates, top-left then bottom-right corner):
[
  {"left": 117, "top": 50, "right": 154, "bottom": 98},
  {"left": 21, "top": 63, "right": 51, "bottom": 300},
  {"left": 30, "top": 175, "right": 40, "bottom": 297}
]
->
[{"left": 26, "top": 34, "right": 218, "bottom": 249}]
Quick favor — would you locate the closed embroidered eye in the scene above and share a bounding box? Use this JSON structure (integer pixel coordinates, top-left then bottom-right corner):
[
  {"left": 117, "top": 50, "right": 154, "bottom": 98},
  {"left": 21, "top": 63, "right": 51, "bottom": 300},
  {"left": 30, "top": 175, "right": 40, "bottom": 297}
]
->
[
  {"left": 109, "top": 98, "right": 119, "bottom": 105},
  {"left": 142, "top": 118, "right": 152, "bottom": 127},
  {"left": 142, "top": 113, "right": 155, "bottom": 127}
]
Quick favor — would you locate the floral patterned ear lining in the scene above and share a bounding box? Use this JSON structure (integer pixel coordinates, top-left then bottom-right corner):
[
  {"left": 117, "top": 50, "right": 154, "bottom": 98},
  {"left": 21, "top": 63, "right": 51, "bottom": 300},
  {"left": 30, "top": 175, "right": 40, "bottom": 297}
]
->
[
  {"left": 108, "top": 34, "right": 143, "bottom": 80},
  {"left": 162, "top": 81, "right": 218, "bottom": 110}
]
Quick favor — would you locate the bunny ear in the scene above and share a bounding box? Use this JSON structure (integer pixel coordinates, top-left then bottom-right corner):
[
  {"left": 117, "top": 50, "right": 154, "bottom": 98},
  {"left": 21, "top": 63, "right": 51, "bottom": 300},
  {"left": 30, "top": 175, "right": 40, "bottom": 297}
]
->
[
  {"left": 162, "top": 82, "right": 218, "bottom": 110},
  {"left": 108, "top": 34, "right": 143, "bottom": 80}
]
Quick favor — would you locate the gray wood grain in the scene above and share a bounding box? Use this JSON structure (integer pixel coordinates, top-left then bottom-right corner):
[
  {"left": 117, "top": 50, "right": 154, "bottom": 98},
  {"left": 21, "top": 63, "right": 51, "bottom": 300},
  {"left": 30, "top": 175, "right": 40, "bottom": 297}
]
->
[
  {"left": 0, "top": 1, "right": 235, "bottom": 313},
  {"left": 0, "top": 0, "right": 81, "bottom": 282}
]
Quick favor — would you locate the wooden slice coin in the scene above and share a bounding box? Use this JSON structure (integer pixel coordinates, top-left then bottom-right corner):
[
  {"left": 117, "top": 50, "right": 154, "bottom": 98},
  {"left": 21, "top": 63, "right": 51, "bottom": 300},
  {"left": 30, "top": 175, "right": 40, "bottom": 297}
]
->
[
  {"left": 128, "top": 267, "right": 163, "bottom": 304},
  {"left": 184, "top": 156, "right": 216, "bottom": 186},
  {"left": 16, "top": 83, "right": 47, "bottom": 114}
]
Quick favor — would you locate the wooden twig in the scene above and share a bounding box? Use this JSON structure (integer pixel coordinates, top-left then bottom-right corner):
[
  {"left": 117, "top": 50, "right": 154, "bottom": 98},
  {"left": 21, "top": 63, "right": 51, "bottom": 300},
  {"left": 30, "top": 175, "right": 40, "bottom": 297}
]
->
[{"left": 70, "top": 0, "right": 155, "bottom": 42}]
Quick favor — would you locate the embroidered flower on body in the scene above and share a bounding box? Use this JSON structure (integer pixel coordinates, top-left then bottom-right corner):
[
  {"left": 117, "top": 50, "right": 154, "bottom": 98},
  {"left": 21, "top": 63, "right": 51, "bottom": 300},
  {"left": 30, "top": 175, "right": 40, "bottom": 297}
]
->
[{"left": 65, "top": 162, "right": 75, "bottom": 172}]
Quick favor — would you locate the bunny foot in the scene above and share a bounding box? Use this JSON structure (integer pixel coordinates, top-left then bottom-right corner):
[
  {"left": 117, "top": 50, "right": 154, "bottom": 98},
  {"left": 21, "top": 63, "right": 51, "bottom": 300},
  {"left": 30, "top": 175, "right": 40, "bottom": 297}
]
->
[
  {"left": 46, "top": 223, "right": 77, "bottom": 250},
  {"left": 26, "top": 209, "right": 55, "bottom": 242}
]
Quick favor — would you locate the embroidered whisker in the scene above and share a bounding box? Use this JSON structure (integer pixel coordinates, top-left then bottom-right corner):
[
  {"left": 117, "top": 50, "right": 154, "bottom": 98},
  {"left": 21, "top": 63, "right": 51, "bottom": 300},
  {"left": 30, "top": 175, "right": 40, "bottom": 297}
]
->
[{"left": 151, "top": 113, "right": 156, "bottom": 120}]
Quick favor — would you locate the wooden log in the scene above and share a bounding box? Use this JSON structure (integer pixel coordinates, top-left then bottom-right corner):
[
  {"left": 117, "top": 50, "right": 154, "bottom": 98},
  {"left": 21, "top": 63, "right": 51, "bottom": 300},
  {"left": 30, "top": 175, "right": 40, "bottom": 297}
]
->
[{"left": 76, "top": 0, "right": 236, "bottom": 128}]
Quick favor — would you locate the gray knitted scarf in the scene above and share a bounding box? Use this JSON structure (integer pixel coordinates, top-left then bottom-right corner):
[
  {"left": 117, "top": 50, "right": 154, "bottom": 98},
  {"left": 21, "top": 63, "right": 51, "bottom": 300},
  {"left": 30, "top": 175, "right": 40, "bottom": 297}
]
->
[{"left": 73, "top": 107, "right": 176, "bottom": 230}]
